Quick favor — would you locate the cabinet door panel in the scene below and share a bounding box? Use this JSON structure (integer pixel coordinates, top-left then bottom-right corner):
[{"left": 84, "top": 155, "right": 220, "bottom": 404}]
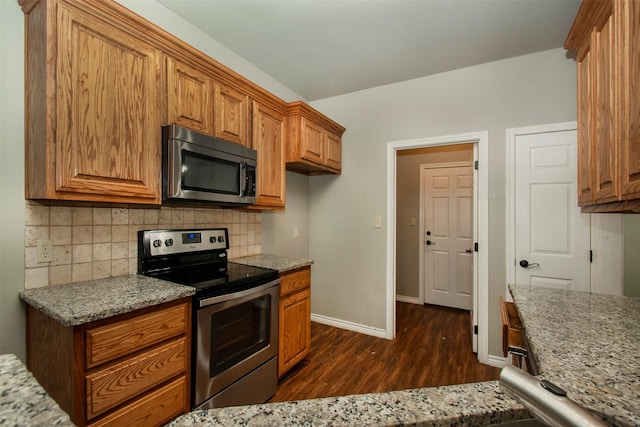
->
[
  {"left": 593, "top": 14, "right": 618, "bottom": 203},
  {"left": 252, "top": 101, "right": 285, "bottom": 208},
  {"left": 577, "top": 48, "right": 594, "bottom": 206},
  {"left": 325, "top": 131, "right": 342, "bottom": 172},
  {"left": 620, "top": 0, "right": 640, "bottom": 198},
  {"left": 57, "top": 5, "right": 160, "bottom": 201},
  {"left": 278, "top": 288, "right": 311, "bottom": 377},
  {"left": 214, "top": 83, "right": 249, "bottom": 146},
  {"left": 300, "top": 118, "right": 324, "bottom": 164},
  {"left": 166, "top": 57, "right": 214, "bottom": 135}
]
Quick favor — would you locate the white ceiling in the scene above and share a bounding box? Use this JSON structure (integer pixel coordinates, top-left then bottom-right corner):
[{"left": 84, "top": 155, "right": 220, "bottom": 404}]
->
[{"left": 156, "top": 0, "right": 582, "bottom": 101}]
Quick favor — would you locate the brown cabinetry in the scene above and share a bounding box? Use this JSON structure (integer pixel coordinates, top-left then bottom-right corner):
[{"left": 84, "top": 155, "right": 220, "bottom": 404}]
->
[
  {"left": 26, "top": 299, "right": 191, "bottom": 426},
  {"left": 566, "top": 0, "right": 640, "bottom": 211},
  {"left": 286, "top": 101, "right": 346, "bottom": 175},
  {"left": 252, "top": 101, "right": 286, "bottom": 209},
  {"left": 21, "top": 0, "right": 162, "bottom": 204},
  {"left": 278, "top": 267, "right": 311, "bottom": 377}
]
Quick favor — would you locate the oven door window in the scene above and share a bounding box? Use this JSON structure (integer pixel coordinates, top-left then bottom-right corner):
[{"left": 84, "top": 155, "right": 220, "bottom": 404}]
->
[
  {"left": 182, "top": 150, "right": 240, "bottom": 195},
  {"left": 210, "top": 294, "right": 271, "bottom": 377}
]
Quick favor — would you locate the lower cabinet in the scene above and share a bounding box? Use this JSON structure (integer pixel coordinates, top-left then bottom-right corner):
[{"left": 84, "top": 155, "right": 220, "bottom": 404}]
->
[
  {"left": 278, "top": 267, "right": 311, "bottom": 377},
  {"left": 26, "top": 299, "right": 191, "bottom": 426}
]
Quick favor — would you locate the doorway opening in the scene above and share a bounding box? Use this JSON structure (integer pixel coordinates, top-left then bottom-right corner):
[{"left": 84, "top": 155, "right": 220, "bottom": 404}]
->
[{"left": 386, "top": 131, "right": 489, "bottom": 364}]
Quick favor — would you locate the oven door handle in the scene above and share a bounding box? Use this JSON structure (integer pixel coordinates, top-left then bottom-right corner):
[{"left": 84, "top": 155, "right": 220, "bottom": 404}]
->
[{"left": 199, "top": 278, "right": 280, "bottom": 308}]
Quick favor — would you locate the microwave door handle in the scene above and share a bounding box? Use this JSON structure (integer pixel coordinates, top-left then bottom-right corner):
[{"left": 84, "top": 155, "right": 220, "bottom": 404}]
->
[{"left": 239, "top": 162, "right": 247, "bottom": 196}]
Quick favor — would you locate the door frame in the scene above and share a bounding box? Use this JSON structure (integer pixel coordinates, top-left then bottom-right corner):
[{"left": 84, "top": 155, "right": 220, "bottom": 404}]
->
[
  {"left": 387, "top": 130, "right": 489, "bottom": 364},
  {"left": 419, "top": 161, "right": 474, "bottom": 307},
  {"left": 505, "top": 121, "right": 577, "bottom": 297}
]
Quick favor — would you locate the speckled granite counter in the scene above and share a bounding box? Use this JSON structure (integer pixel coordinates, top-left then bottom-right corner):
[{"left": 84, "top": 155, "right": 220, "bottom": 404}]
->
[
  {"left": 19, "top": 274, "right": 194, "bottom": 326},
  {"left": 168, "top": 381, "right": 531, "bottom": 426},
  {"left": 232, "top": 254, "right": 314, "bottom": 274},
  {"left": 510, "top": 284, "right": 640, "bottom": 427},
  {"left": 0, "top": 354, "right": 73, "bottom": 426}
]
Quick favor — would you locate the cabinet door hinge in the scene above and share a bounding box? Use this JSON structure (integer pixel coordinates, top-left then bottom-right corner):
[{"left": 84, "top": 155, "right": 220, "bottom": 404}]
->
[
  {"left": 474, "top": 160, "right": 479, "bottom": 170},
  {"left": 474, "top": 242, "right": 478, "bottom": 252},
  {"left": 474, "top": 325, "right": 478, "bottom": 335}
]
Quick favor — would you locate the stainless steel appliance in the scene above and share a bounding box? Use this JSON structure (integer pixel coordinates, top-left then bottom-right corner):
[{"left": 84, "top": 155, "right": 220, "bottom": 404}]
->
[
  {"left": 138, "top": 228, "right": 279, "bottom": 409},
  {"left": 162, "top": 125, "right": 257, "bottom": 205}
]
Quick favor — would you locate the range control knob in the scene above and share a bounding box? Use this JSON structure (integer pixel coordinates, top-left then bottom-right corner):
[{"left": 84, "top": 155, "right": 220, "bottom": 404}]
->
[
  {"left": 153, "top": 239, "right": 162, "bottom": 248},
  {"left": 209, "top": 236, "right": 216, "bottom": 243},
  {"left": 217, "top": 236, "right": 225, "bottom": 243},
  {"left": 164, "top": 238, "right": 174, "bottom": 247}
]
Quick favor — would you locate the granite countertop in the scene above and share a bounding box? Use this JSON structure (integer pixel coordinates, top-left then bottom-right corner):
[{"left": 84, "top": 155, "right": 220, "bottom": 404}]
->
[
  {"left": 510, "top": 284, "right": 640, "bottom": 427},
  {"left": 0, "top": 354, "right": 73, "bottom": 426},
  {"left": 231, "top": 254, "right": 313, "bottom": 274},
  {"left": 168, "top": 381, "right": 530, "bottom": 426},
  {"left": 19, "top": 274, "right": 195, "bottom": 327}
]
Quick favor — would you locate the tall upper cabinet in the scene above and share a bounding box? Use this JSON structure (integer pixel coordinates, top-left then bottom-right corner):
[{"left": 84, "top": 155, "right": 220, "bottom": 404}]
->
[
  {"left": 20, "top": 0, "right": 162, "bottom": 204},
  {"left": 565, "top": 0, "right": 640, "bottom": 212}
]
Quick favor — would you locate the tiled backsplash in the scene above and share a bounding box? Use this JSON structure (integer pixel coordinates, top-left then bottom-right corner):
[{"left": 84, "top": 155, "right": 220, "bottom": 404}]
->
[{"left": 24, "top": 201, "right": 261, "bottom": 289}]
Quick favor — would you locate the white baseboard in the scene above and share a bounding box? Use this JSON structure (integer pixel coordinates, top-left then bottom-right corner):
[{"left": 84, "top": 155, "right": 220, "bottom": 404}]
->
[
  {"left": 310, "top": 313, "right": 388, "bottom": 339},
  {"left": 486, "top": 354, "right": 508, "bottom": 368},
  {"left": 395, "top": 295, "right": 421, "bottom": 304}
]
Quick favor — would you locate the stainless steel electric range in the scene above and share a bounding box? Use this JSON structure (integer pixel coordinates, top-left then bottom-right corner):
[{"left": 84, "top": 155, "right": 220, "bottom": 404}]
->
[{"left": 138, "top": 228, "right": 280, "bottom": 410}]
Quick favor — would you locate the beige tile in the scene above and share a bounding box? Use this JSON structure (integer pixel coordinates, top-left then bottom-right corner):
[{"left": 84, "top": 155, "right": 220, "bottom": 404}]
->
[
  {"left": 158, "top": 223, "right": 172, "bottom": 230},
  {"left": 171, "top": 208, "right": 184, "bottom": 225},
  {"left": 93, "top": 225, "right": 111, "bottom": 243},
  {"left": 128, "top": 208, "right": 144, "bottom": 225},
  {"left": 93, "top": 243, "right": 111, "bottom": 261},
  {"left": 93, "top": 207, "right": 111, "bottom": 225},
  {"left": 25, "top": 226, "right": 49, "bottom": 247},
  {"left": 24, "top": 247, "right": 39, "bottom": 268},
  {"left": 248, "top": 230, "right": 255, "bottom": 245},
  {"left": 25, "top": 203, "right": 49, "bottom": 226},
  {"left": 112, "top": 225, "right": 129, "bottom": 243},
  {"left": 194, "top": 209, "right": 206, "bottom": 224},
  {"left": 112, "top": 242, "right": 128, "bottom": 259},
  {"left": 50, "top": 265, "right": 72, "bottom": 286},
  {"left": 93, "top": 260, "right": 111, "bottom": 280},
  {"left": 25, "top": 266, "right": 49, "bottom": 289},
  {"left": 183, "top": 223, "right": 195, "bottom": 231},
  {"left": 73, "top": 244, "right": 93, "bottom": 263},
  {"left": 128, "top": 224, "right": 145, "bottom": 242},
  {"left": 159, "top": 207, "right": 173, "bottom": 225},
  {"left": 129, "top": 257, "right": 138, "bottom": 275},
  {"left": 111, "top": 259, "right": 129, "bottom": 277},
  {"left": 50, "top": 226, "right": 72, "bottom": 245},
  {"left": 183, "top": 209, "right": 195, "bottom": 224},
  {"left": 50, "top": 206, "right": 72, "bottom": 226},
  {"left": 144, "top": 208, "right": 160, "bottom": 225},
  {"left": 112, "top": 207, "right": 128, "bottom": 225},
  {"left": 72, "top": 225, "right": 93, "bottom": 245},
  {"left": 204, "top": 209, "right": 217, "bottom": 226},
  {"left": 224, "top": 210, "right": 234, "bottom": 224},
  {"left": 72, "top": 207, "right": 93, "bottom": 225},
  {"left": 52, "top": 245, "right": 72, "bottom": 266},
  {"left": 72, "top": 263, "right": 92, "bottom": 283},
  {"left": 128, "top": 241, "right": 137, "bottom": 258}
]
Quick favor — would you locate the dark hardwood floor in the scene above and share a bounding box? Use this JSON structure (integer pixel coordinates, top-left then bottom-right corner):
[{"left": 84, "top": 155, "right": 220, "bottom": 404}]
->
[{"left": 269, "top": 302, "right": 500, "bottom": 402}]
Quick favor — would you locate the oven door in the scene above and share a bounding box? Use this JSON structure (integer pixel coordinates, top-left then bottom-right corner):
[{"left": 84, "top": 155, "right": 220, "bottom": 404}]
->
[{"left": 194, "top": 279, "right": 279, "bottom": 409}]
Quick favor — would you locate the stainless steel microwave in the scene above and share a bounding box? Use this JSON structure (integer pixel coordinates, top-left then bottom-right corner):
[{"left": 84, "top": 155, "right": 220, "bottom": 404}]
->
[{"left": 162, "top": 125, "right": 256, "bottom": 205}]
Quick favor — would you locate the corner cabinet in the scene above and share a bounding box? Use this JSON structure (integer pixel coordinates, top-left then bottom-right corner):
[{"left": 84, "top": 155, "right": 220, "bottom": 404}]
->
[
  {"left": 565, "top": 0, "right": 640, "bottom": 212},
  {"left": 286, "top": 102, "right": 346, "bottom": 175},
  {"left": 26, "top": 299, "right": 191, "bottom": 427},
  {"left": 278, "top": 267, "right": 311, "bottom": 377},
  {"left": 21, "top": 0, "right": 162, "bottom": 204}
]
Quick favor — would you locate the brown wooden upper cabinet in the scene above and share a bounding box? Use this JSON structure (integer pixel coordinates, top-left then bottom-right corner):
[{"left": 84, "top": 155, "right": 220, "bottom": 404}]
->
[
  {"left": 565, "top": 0, "right": 640, "bottom": 212},
  {"left": 21, "top": 0, "right": 162, "bottom": 204},
  {"left": 286, "top": 101, "right": 346, "bottom": 175},
  {"left": 165, "top": 57, "right": 250, "bottom": 147}
]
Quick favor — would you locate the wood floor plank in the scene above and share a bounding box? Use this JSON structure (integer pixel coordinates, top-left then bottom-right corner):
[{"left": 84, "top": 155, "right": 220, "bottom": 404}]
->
[{"left": 270, "top": 302, "right": 500, "bottom": 402}]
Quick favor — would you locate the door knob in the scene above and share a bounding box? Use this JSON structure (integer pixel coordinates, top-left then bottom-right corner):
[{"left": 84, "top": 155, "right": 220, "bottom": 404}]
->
[
  {"left": 466, "top": 249, "right": 473, "bottom": 253},
  {"left": 426, "top": 240, "right": 433, "bottom": 246},
  {"left": 519, "top": 260, "right": 540, "bottom": 268}
]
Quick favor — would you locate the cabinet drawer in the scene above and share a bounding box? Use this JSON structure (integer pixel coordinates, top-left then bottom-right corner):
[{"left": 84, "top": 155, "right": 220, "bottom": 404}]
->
[
  {"left": 85, "top": 303, "right": 188, "bottom": 368},
  {"left": 86, "top": 337, "right": 187, "bottom": 420},
  {"left": 280, "top": 268, "right": 310, "bottom": 296},
  {"left": 89, "top": 376, "right": 187, "bottom": 427}
]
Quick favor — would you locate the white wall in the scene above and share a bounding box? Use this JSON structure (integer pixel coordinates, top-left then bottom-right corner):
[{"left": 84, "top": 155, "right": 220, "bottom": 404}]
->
[
  {"left": 0, "top": 0, "right": 27, "bottom": 360},
  {"left": 309, "top": 48, "right": 578, "bottom": 354}
]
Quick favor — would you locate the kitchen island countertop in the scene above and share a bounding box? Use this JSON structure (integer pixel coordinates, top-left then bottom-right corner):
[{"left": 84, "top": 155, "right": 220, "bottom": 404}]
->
[
  {"left": 509, "top": 284, "right": 640, "bottom": 427},
  {"left": 231, "top": 253, "right": 314, "bottom": 273},
  {"left": 0, "top": 354, "right": 73, "bottom": 426}
]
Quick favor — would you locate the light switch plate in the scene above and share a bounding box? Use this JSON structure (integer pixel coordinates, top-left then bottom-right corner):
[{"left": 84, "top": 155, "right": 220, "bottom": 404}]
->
[{"left": 374, "top": 216, "right": 382, "bottom": 228}]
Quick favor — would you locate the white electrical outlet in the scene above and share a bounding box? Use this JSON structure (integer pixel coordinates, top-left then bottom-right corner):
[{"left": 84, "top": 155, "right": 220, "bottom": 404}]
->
[
  {"left": 293, "top": 226, "right": 299, "bottom": 238},
  {"left": 374, "top": 216, "right": 382, "bottom": 229},
  {"left": 37, "top": 239, "right": 53, "bottom": 263}
]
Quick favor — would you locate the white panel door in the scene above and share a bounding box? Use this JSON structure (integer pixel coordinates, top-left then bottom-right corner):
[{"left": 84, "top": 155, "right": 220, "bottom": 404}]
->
[
  {"left": 423, "top": 165, "right": 473, "bottom": 309},
  {"left": 514, "top": 129, "right": 591, "bottom": 291}
]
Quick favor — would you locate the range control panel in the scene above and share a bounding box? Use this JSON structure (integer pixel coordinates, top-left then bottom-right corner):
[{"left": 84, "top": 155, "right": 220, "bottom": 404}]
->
[{"left": 142, "top": 228, "right": 229, "bottom": 257}]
